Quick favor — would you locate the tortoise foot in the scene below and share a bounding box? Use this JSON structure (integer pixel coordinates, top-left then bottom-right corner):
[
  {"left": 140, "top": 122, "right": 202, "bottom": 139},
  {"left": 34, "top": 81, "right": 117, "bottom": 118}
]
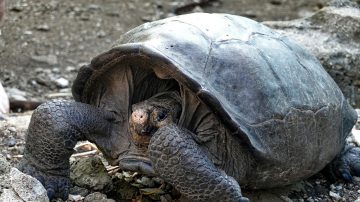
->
[
  {"left": 149, "top": 124, "right": 247, "bottom": 202},
  {"left": 328, "top": 147, "right": 360, "bottom": 182},
  {"left": 17, "top": 159, "right": 70, "bottom": 200}
]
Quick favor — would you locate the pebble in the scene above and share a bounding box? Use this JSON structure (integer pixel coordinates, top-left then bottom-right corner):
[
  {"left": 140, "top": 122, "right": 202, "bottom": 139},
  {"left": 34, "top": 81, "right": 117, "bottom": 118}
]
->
[
  {"left": 7, "top": 127, "right": 16, "bottom": 133},
  {"left": 136, "top": 176, "right": 155, "bottom": 187},
  {"left": 84, "top": 192, "right": 115, "bottom": 202},
  {"left": 0, "top": 154, "right": 11, "bottom": 174},
  {"left": 70, "top": 186, "right": 90, "bottom": 196},
  {"left": 6, "top": 88, "right": 27, "bottom": 101},
  {"left": 31, "top": 54, "right": 58, "bottom": 65},
  {"left": 6, "top": 137, "right": 16, "bottom": 147},
  {"left": 66, "top": 66, "right": 77, "bottom": 72},
  {"left": 54, "top": 77, "right": 69, "bottom": 88},
  {"left": 24, "top": 30, "right": 32, "bottom": 35},
  {"left": 68, "top": 194, "right": 84, "bottom": 201},
  {"left": 36, "top": 24, "right": 50, "bottom": 31},
  {"left": 336, "top": 184, "right": 343, "bottom": 190},
  {"left": 70, "top": 157, "right": 112, "bottom": 191},
  {"left": 306, "top": 197, "right": 314, "bottom": 202},
  {"left": 329, "top": 191, "right": 341, "bottom": 200}
]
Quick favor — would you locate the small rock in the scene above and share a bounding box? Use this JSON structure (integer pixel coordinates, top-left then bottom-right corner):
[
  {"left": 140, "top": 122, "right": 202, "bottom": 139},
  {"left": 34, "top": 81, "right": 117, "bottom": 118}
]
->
[
  {"left": 69, "top": 186, "right": 90, "bottom": 196},
  {"left": 68, "top": 194, "right": 84, "bottom": 202},
  {"left": 0, "top": 154, "right": 11, "bottom": 174},
  {"left": 306, "top": 197, "right": 315, "bottom": 202},
  {"left": 6, "top": 87, "right": 27, "bottom": 101},
  {"left": 6, "top": 137, "right": 16, "bottom": 147},
  {"left": 136, "top": 176, "right": 156, "bottom": 187},
  {"left": 97, "top": 30, "right": 106, "bottom": 38},
  {"left": 70, "top": 157, "right": 112, "bottom": 191},
  {"left": 335, "top": 184, "right": 343, "bottom": 191},
  {"left": 24, "top": 30, "right": 32, "bottom": 35},
  {"left": 54, "top": 77, "right": 69, "bottom": 88},
  {"left": 52, "top": 67, "right": 60, "bottom": 73},
  {"left": 84, "top": 192, "right": 115, "bottom": 202},
  {"left": 329, "top": 191, "right": 341, "bottom": 200},
  {"left": 191, "top": 6, "right": 204, "bottom": 13},
  {"left": 31, "top": 54, "right": 58, "bottom": 65},
  {"left": 10, "top": 167, "right": 49, "bottom": 202},
  {"left": 36, "top": 24, "right": 50, "bottom": 31},
  {"left": 7, "top": 127, "right": 16, "bottom": 133},
  {"left": 66, "top": 66, "right": 76, "bottom": 72},
  {"left": 88, "top": 4, "right": 101, "bottom": 10}
]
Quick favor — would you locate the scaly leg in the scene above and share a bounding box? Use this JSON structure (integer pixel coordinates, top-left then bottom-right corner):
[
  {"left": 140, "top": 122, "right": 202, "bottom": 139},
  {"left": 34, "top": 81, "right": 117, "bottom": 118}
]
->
[
  {"left": 148, "top": 124, "right": 249, "bottom": 202},
  {"left": 17, "top": 101, "right": 116, "bottom": 200}
]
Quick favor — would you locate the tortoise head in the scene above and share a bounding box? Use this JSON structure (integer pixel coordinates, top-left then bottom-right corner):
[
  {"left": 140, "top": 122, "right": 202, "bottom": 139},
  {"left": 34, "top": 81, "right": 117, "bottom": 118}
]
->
[{"left": 129, "top": 91, "right": 182, "bottom": 147}]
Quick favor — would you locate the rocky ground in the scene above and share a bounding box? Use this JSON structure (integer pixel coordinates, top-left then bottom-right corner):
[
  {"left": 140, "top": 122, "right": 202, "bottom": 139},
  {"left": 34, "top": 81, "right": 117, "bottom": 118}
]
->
[
  {"left": 2, "top": 110, "right": 360, "bottom": 202},
  {"left": 1, "top": 0, "right": 360, "bottom": 201}
]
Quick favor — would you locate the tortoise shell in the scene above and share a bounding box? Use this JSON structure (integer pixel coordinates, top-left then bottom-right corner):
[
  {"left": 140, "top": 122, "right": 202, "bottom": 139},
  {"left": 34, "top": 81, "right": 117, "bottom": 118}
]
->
[{"left": 72, "top": 13, "right": 356, "bottom": 172}]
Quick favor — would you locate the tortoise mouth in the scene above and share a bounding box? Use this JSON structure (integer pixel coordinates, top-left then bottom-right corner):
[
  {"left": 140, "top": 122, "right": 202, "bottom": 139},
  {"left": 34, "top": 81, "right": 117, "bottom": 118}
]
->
[{"left": 117, "top": 155, "right": 155, "bottom": 175}]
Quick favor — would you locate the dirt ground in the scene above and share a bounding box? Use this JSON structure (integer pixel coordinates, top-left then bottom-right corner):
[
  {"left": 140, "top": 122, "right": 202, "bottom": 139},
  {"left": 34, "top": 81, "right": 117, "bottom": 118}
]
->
[{"left": 1, "top": 0, "right": 360, "bottom": 201}]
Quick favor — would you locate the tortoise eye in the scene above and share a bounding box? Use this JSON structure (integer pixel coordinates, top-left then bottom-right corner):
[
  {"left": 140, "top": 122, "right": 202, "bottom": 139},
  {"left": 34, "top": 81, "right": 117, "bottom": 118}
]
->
[{"left": 157, "top": 111, "right": 167, "bottom": 121}]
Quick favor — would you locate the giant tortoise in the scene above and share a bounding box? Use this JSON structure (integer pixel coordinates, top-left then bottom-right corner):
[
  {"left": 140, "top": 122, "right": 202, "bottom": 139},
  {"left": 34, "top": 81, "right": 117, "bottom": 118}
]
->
[{"left": 18, "top": 13, "right": 359, "bottom": 201}]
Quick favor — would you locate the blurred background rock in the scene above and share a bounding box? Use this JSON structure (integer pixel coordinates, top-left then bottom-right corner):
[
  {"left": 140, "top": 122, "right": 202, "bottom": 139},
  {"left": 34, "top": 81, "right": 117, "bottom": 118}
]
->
[{"left": 0, "top": 0, "right": 359, "bottom": 109}]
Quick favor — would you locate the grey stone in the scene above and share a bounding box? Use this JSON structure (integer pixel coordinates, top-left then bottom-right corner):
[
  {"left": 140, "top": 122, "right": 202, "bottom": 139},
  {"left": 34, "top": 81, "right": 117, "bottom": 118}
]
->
[
  {"left": 6, "top": 136, "right": 16, "bottom": 147},
  {"left": 0, "top": 188, "right": 24, "bottom": 202},
  {"left": 69, "top": 186, "right": 90, "bottom": 196},
  {"left": 54, "top": 77, "right": 69, "bottom": 88},
  {"left": 31, "top": 54, "right": 58, "bottom": 65},
  {"left": 68, "top": 194, "right": 84, "bottom": 201},
  {"left": 10, "top": 167, "right": 49, "bottom": 202},
  {"left": 6, "top": 87, "right": 27, "bottom": 101},
  {"left": 84, "top": 192, "right": 115, "bottom": 202},
  {"left": 0, "top": 154, "right": 11, "bottom": 193},
  {"left": 0, "top": 154, "right": 10, "bottom": 174},
  {"left": 264, "top": 6, "right": 360, "bottom": 107},
  {"left": 329, "top": 191, "right": 341, "bottom": 200},
  {"left": 136, "top": 176, "right": 156, "bottom": 187},
  {"left": 70, "top": 157, "right": 112, "bottom": 191},
  {"left": 35, "top": 24, "right": 50, "bottom": 32}
]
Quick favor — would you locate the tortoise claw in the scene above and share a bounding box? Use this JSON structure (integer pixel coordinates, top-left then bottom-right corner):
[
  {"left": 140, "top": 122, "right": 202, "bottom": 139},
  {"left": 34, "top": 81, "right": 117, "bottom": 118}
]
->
[{"left": 328, "top": 147, "right": 360, "bottom": 182}]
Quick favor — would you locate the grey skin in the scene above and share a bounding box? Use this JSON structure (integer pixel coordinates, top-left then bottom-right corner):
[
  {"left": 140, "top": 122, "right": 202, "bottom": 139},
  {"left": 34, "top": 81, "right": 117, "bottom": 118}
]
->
[{"left": 17, "top": 13, "right": 360, "bottom": 201}]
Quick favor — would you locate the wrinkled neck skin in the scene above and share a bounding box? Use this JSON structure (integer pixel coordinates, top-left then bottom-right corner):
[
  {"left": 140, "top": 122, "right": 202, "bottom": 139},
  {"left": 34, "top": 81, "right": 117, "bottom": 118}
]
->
[{"left": 178, "top": 86, "right": 253, "bottom": 183}]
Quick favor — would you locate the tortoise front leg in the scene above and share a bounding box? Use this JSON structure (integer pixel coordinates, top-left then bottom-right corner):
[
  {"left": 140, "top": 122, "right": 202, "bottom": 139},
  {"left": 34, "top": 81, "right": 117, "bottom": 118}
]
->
[
  {"left": 17, "top": 101, "right": 116, "bottom": 200},
  {"left": 326, "top": 145, "right": 360, "bottom": 182},
  {"left": 148, "top": 124, "right": 249, "bottom": 202}
]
